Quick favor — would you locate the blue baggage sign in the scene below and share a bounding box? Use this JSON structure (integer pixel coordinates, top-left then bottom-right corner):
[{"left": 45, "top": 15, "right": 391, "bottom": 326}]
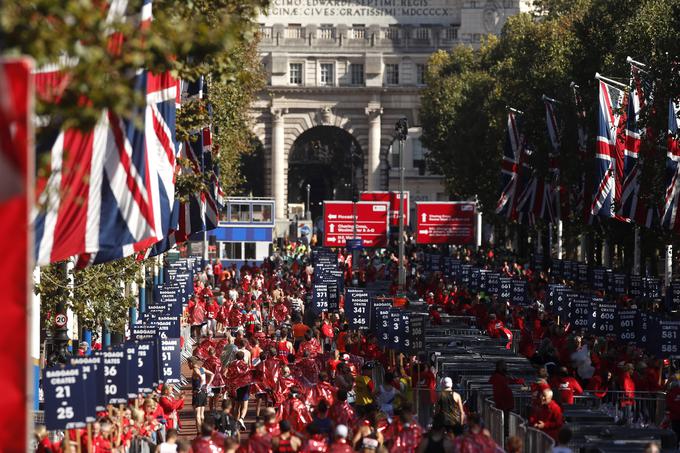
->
[
  {"left": 159, "top": 338, "right": 182, "bottom": 384},
  {"left": 102, "top": 348, "right": 128, "bottom": 404},
  {"left": 44, "top": 366, "right": 88, "bottom": 430},
  {"left": 346, "top": 288, "right": 370, "bottom": 330}
]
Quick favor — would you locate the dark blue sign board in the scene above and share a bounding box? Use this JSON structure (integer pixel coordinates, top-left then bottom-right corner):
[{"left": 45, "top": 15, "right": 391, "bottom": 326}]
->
[
  {"left": 551, "top": 259, "right": 563, "bottom": 278},
  {"left": 568, "top": 295, "right": 591, "bottom": 330},
  {"left": 388, "top": 309, "right": 403, "bottom": 351},
  {"left": 145, "top": 315, "right": 181, "bottom": 340},
  {"left": 657, "top": 320, "right": 680, "bottom": 358},
  {"left": 667, "top": 281, "right": 680, "bottom": 311},
  {"left": 102, "top": 348, "right": 128, "bottom": 404},
  {"left": 611, "top": 273, "right": 627, "bottom": 295},
  {"left": 346, "top": 288, "right": 370, "bottom": 330},
  {"left": 629, "top": 275, "right": 643, "bottom": 298},
  {"left": 486, "top": 272, "right": 500, "bottom": 295},
  {"left": 499, "top": 277, "right": 512, "bottom": 302},
  {"left": 617, "top": 309, "right": 638, "bottom": 345},
  {"left": 70, "top": 356, "right": 103, "bottom": 418},
  {"left": 346, "top": 238, "right": 363, "bottom": 251},
  {"left": 409, "top": 313, "right": 426, "bottom": 355},
  {"left": 370, "top": 297, "right": 393, "bottom": 332},
  {"left": 645, "top": 277, "right": 661, "bottom": 299},
  {"left": 129, "top": 340, "right": 158, "bottom": 395},
  {"left": 593, "top": 301, "right": 617, "bottom": 335},
  {"left": 312, "top": 283, "right": 329, "bottom": 314},
  {"left": 159, "top": 338, "right": 182, "bottom": 384},
  {"left": 44, "top": 366, "right": 88, "bottom": 430},
  {"left": 125, "top": 344, "right": 138, "bottom": 398},
  {"left": 577, "top": 263, "right": 589, "bottom": 283},
  {"left": 131, "top": 324, "right": 158, "bottom": 341},
  {"left": 511, "top": 280, "right": 528, "bottom": 306}
]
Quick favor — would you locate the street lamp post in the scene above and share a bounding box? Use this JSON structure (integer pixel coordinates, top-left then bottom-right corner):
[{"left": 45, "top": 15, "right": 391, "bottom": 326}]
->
[
  {"left": 306, "top": 183, "right": 311, "bottom": 220},
  {"left": 395, "top": 118, "right": 408, "bottom": 289}
]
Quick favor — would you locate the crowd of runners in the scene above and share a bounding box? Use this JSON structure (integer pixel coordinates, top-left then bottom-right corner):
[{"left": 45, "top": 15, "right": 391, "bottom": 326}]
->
[{"left": 35, "top": 241, "right": 680, "bottom": 453}]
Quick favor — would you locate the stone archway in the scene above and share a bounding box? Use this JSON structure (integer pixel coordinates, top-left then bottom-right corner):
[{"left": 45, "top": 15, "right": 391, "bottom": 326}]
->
[{"left": 287, "top": 125, "right": 363, "bottom": 221}]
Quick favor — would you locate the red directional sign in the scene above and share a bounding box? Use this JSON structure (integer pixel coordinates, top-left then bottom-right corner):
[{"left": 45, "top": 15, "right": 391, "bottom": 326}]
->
[
  {"left": 359, "top": 191, "right": 409, "bottom": 227},
  {"left": 323, "top": 201, "right": 389, "bottom": 248},
  {"left": 416, "top": 202, "right": 476, "bottom": 245}
]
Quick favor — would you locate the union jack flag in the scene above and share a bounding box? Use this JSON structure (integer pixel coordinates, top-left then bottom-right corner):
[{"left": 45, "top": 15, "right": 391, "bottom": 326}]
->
[
  {"left": 517, "top": 176, "right": 543, "bottom": 226},
  {"left": 201, "top": 126, "right": 220, "bottom": 230},
  {"left": 33, "top": 0, "right": 180, "bottom": 266},
  {"left": 147, "top": 78, "right": 221, "bottom": 257},
  {"left": 661, "top": 100, "right": 680, "bottom": 231},
  {"left": 541, "top": 97, "right": 563, "bottom": 223},
  {"left": 618, "top": 65, "right": 649, "bottom": 221},
  {"left": 570, "top": 83, "right": 593, "bottom": 224},
  {"left": 591, "top": 79, "right": 627, "bottom": 220},
  {"left": 496, "top": 111, "right": 528, "bottom": 220}
]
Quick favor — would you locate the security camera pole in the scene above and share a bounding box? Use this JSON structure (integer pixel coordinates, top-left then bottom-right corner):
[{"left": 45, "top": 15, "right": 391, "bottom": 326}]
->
[{"left": 395, "top": 118, "right": 408, "bottom": 289}]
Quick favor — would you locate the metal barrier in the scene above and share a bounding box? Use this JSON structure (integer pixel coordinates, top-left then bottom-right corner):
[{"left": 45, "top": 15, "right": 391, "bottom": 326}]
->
[
  {"left": 413, "top": 387, "right": 434, "bottom": 429},
  {"left": 525, "top": 426, "right": 555, "bottom": 453},
  {"left": 507, "top": 411, "right": 526, "bottom": 439},
  {"left": 33, "top": 410, "right": 45, "bottom": 425},
  {"left": 482, "top": 398, "right": 505, "bottom": 448}
]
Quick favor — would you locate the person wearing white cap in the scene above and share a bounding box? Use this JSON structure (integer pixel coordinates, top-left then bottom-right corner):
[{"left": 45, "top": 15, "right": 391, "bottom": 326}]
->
[
  {"left": 328, "top": 425, "right": 353, "bottom": 453},
  {"left": 434, "top": 376, "right": 465, "bottom": 432}
]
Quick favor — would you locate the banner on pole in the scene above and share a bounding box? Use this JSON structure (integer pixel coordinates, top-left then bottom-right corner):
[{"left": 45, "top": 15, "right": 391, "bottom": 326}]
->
[{"left": 415, "top": 202, "right": 476, "bottom": 245}]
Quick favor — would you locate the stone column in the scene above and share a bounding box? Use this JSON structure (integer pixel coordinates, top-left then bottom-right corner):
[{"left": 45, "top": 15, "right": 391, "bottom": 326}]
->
[
  {"left": 271, "top": 108, "right": 287, "bottom": 218},
  {"left": 365, "top": 106, "right": 383, "bottom": 190}
]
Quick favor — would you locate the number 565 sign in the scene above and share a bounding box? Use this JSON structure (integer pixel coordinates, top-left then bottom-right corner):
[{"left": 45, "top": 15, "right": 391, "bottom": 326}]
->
[{"left": 44, "top": 366, "right": 87, "bottom": 430}]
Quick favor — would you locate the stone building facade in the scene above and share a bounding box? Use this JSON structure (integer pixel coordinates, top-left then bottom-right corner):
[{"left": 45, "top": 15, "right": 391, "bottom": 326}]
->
[{"left": 251, "top": 0, "right": 534, "bottom": 225}]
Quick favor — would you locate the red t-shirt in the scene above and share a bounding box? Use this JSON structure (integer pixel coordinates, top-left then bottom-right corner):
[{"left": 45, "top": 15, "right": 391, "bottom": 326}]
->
[{"left": 489, "top": 372, "right": 514, "bottom": 411}]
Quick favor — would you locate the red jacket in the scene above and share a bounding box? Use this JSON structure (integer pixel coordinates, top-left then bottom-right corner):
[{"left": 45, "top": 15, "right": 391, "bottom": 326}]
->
[
  {"left": 554, "top": 377, "right": 583, "bottom": 405},
  {"left": 489, "top": 372, "right": 514, "bottom": 411},
  {"left": 529, "top": 400, "right": 563, "bottom": 440},
  {"left": 667, "top": 387, "right": 680, "bottom": 421},
  {"left": 619, "top": 373, "right": 635, "bottom": 407}
]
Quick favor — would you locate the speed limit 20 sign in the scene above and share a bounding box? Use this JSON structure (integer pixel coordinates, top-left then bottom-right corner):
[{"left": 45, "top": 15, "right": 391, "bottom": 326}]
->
[{"left": 54, "top": 313, "right": 67, "bottom": 328}]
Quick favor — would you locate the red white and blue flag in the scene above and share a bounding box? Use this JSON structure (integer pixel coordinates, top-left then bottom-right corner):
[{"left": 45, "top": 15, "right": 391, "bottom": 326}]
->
[
  {"left": 201, "top": 126, "right": 220, "bottom": 231},
  {"left": 541, "top": 97, "right": 563, "bottom": 223},
  {"left": 496, "top": 111, "right": 528, "bottom": 220},
  {"left": 617, "top": 65, "right": 648, "bottom": 222},
  {"left": 147, "top": 78, "right": 221, "bottom": 256},
  {"left": 33, "top": 0, "right": 180, "bottom": 265},
  {"left": 571, "top": 83, "right": 595, "bottom": 224},
  {"left": 590, "top": 79, "right": 627, "bottom": 219},
  {"left": 661, "top": 100, "right": 680, "bottom": 231},
  {"left": 0, "top": 57, "right": 33, "bottom": 453}
]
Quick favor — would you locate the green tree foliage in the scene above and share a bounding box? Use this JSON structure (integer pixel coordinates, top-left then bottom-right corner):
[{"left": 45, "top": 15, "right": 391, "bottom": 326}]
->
[
  {"left": 1, "top": 0, "right": 265, "bottom": 332},
  {"left": 420, "top": 45, "right": 501, "bottom": 211},
  {"left": 36, "top": 258, "right": 142, "bottom": 332},
  {"left": 421, "top": 0, "right": 680, "bottom": 265}
]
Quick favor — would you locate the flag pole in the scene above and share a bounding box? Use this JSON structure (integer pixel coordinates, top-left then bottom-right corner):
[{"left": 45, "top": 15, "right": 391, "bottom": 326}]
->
[
  {"left": 665, "top": 244, "right": 673, "bottom": 289},
  {"left": 626, "top": 56, "right": 647, "bottom": 69},
  {"left": 556, "top": 220, "right": 563, "bottom": 260},
  {"left": 595, "top": 73, "right": 628, "bottom": 90},
  {"left": 633, "top": 226, "right": 641, "bottom": 275},
  {"left": 541, "top": 94, "right": 560, "bottom": 104}
]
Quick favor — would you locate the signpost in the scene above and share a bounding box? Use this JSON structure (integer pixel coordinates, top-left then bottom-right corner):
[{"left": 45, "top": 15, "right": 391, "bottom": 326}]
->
[
  {"left": 359, "top": 191, "right": 409, "bottom": 227},
  {"left": 323, "top": 201, "right": 389, "bottom": 247},
  {"left": 415, "top": 201, "right": 476, "bottom": 245}
]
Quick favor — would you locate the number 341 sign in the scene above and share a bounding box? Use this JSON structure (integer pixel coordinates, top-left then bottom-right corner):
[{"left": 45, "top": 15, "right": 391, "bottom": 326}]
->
[{"left": 44, "top": 366, "right": 87, "bottom": 430}]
